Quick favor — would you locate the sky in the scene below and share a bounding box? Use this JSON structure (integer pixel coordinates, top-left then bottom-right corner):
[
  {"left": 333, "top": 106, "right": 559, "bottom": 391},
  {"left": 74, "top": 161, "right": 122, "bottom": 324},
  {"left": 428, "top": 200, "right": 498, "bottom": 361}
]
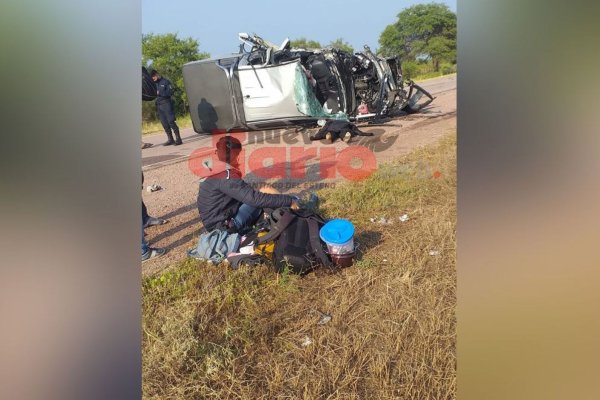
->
[{"left": 142, "top": 0, "right": 457, "bottom": 57}]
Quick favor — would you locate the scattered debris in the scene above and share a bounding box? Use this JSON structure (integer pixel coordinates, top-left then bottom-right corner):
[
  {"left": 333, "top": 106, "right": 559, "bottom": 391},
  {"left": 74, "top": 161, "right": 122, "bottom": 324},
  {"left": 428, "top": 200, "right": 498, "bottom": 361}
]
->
[
  {"left": 318, "top": 314, "right": 332, "bottom": 325},
  {"left": 301, "top": 336, "right": 313, "bottom": 347},
  {"left": 432, "top": 170, "right": 442, "bottom": 179},
  {"left": 370, "top": 216, "right": 393, "bottom": 224},
  {"left": 429, "top": 250, "right": 440, "bottom": 256},
  {"left": 399, "top": 214, "right": 410, "bottom": 222},
  {"left": 146, "top": 184, "right": 162, "bottom": 193},
  {"left": 311, "top": 309, "right": 332, "bottom": 325},
  {"left": 383, "top": 259, "right": 388, "bottom": 262}
]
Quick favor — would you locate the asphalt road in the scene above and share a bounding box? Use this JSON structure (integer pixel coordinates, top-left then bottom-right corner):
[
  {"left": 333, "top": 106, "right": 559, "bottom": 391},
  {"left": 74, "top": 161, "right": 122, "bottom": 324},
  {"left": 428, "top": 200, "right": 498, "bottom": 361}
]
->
[{"left": 141, "top": 74, "right": 456, "bottom": 170}]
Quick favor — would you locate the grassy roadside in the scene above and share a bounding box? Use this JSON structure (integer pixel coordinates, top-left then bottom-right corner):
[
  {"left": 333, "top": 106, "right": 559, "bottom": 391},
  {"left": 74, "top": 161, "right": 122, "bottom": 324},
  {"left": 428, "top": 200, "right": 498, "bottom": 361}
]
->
[
  {"left": 142, "top": 114, "right": 193, "bottom": 135},
  {"left": 405, "top": 60, "right": 456, "bottom": 82},
  {"left": 414, "top": 71, "right": 456, "bottom": 82},
  {"left": 142, "top": 133, "right": 456, "bottom": 399}
]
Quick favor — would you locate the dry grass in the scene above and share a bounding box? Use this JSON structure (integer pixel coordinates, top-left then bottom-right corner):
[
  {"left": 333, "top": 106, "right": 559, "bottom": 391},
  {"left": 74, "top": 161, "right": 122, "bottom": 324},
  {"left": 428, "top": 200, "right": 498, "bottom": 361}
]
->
[{"left": 142, "top": 133, "right": 456, "bottom": 399}]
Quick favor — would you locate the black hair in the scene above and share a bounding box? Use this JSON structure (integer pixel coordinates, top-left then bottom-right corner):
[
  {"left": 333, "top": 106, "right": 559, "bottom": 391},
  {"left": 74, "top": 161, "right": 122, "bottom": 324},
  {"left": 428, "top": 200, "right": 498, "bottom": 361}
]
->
[
  {"left": 150, "top": 69, "right": 159, "bottom": 77},
  {"left": 216, "top": 136, "right": 242, "bottom": 170},
  {"left": 216, "top": 136, "right": 242, "bottom": 151}
]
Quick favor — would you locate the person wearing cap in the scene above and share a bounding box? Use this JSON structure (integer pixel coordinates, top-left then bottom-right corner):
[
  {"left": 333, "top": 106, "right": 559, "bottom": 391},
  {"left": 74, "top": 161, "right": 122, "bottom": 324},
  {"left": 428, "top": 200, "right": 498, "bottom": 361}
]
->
[
  {"left": 197, "top": 136, "right": 302, "bottom": 234},
  {"left": 151, "top": 70, "right": 182, "bottom": 146}
]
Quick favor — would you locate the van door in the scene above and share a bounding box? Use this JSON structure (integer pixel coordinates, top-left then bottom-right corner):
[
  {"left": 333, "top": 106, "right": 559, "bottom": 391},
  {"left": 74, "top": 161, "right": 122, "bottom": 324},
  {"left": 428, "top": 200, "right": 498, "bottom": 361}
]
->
[{"left": 237, "top": 60, "right": 305, "bottom": 123}]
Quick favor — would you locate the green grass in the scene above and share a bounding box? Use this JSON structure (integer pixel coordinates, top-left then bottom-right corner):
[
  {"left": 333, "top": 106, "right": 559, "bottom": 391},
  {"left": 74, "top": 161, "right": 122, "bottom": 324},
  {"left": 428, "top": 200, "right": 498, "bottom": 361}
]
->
[
  {"left": 414, "top": 70, "right": 456, "bottom": 82},
  {"left": 403, "top": 60, "right": 457, "bottom": 82},
  {"left": 142, "top": 133, "right": 456, "bottom": 399},
  {"left": 142, "top": 113, "right": 193, "bottom": 135}
]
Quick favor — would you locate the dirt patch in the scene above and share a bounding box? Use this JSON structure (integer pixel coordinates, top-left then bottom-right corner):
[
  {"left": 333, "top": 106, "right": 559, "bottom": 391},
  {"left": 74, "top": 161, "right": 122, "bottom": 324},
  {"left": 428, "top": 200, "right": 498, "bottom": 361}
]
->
[{"left": 142, "top": 87, "right": 456, "bottom": 275}]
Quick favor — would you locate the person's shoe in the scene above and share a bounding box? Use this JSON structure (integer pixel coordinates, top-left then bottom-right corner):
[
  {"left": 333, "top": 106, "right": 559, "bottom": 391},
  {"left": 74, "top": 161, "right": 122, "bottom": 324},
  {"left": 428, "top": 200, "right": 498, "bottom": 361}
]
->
[
  {"left": 163, "top": 140, "right": 175, "bottom": 146},
  {"left": 342, "top": 132, "right": 352, "bottom": 143},
  {"left": 325, "top": 132, "right": 333, "bottom": 143},
  {"left": 173, "top": 131, "right": 183, "bottom": 146},
  {"left": 143, "top": 216, "right": 168, "bottom": 228},
  {"left": 142, "top": 247, "right": 166, "bottom": 263}
]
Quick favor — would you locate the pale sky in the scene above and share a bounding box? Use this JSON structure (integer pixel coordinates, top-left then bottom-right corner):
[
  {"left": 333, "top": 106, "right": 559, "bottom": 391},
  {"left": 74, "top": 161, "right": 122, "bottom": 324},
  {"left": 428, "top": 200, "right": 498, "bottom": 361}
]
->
[{"left": 142, "top": 0, "right": 457, "bottom": 57}]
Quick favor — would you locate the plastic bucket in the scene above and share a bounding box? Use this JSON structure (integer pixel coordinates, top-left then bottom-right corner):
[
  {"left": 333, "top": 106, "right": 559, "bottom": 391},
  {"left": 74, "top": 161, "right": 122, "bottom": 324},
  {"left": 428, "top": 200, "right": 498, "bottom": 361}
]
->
[
  {"left": 330, "top": 251, "right": 355, "bottom": 268},
  {"left": 320, "top": 219, "right": 355, "bottom": 255}
]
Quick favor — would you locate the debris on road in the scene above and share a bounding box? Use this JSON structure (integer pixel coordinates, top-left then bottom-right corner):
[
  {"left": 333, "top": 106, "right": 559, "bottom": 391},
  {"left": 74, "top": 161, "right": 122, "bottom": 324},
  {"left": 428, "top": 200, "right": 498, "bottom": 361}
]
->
[{"left": 146, "top": 184, "right": 162, "bottom": 193}]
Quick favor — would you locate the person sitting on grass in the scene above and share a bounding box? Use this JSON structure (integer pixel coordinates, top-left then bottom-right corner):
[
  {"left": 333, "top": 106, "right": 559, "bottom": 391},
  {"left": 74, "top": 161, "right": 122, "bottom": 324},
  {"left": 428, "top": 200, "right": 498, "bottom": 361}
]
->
[{"left": 196, "top": 136, "right": 309, "bottom": 235}]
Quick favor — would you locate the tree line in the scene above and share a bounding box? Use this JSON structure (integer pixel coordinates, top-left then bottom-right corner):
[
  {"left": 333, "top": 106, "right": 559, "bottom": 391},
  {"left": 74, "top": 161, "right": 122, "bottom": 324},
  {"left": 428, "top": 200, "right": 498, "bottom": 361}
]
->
[{"left": 142, "top": 2, "right": 456, "bottom": 120}]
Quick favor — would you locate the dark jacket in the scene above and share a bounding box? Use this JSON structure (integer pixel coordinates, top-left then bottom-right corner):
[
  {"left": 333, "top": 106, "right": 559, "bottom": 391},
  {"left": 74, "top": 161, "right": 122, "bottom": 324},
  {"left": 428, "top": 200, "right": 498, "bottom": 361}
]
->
[
  {"left": 197, "top": 169, "right": 294, "bottom": 231},
  {"left": 156, "top": 77, "right": 174, "bottom": 104}
]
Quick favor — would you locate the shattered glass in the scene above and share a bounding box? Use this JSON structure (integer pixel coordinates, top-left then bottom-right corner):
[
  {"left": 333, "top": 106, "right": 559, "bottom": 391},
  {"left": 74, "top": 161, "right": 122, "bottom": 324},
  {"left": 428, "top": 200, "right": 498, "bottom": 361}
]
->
[{"left": 293, "top": 64, "right": 348, "bottom": 120}]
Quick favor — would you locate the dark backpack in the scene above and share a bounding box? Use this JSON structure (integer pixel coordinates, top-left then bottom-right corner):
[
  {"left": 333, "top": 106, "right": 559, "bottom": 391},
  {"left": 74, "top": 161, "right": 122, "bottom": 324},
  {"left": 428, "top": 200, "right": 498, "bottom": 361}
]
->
[
  {"left": 237, "top": 208, "right": 334, "bottom": 274},
  {"left": 142, "top": 67, "right": 157, "bottom": 101}
]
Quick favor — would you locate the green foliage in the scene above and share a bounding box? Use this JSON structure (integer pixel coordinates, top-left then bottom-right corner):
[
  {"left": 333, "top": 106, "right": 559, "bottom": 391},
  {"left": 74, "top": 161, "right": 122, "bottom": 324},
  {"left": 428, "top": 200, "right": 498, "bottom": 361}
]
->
[
  {"left": 379, "top": 25, "right": 403, "bottom": 57},
  {"left": 440, "top": 62, "right": 456, "bottom": 75},
  {"left": 401, "top": 60, "right": 419, "bottom": 80},
  {"left": 378, "top": 2, "right": 456, "bottom": 71},
  {"left": 142, "top": 33, "right": 209, "bottom": 120},
  {"left": 328, "top": 37, "right": 354, "bottom": 54},
  {"left": 289, "top": 37, "right": 322, "bottom": 49},
  {"left": 402, "top": 59, "right": 455, "bottom": 81}
]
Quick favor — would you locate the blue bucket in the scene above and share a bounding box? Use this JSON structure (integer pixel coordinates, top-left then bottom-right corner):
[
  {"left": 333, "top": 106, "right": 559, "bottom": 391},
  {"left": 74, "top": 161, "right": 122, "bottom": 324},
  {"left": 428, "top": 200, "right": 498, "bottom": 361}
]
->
[{"left": 319, "top": 219, "right": 355, "bottom": 255}]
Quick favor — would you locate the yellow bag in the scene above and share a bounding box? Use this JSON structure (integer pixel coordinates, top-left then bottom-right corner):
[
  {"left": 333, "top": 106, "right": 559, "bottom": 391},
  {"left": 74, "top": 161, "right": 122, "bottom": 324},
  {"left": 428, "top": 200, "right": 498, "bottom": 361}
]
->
[{"left": 255, "top": 231, "right": 274, "bottom": 259}]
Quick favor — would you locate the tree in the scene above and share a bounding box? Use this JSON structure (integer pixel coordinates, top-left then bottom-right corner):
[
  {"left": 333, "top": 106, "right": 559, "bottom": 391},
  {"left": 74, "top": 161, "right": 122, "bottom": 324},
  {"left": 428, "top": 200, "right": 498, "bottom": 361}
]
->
[
  {"left": 378, "top": 3, "right": 456, "bottom": 71},
  {"left": 290, "top": 38, "right": 322, "bottom": 50},
  {"left": 328, "top": 38, "right": 354, "bottom": 54},
  {"left": 142, "top": 33, "right": 209, "bottom": 119}
]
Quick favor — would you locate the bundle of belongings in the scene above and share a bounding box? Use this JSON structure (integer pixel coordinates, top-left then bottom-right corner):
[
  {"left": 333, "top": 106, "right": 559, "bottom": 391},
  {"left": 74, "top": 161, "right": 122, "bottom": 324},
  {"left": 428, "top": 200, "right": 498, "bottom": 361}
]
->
[{"left": 188, "top": 201, "right": 357, "bottom": 275}]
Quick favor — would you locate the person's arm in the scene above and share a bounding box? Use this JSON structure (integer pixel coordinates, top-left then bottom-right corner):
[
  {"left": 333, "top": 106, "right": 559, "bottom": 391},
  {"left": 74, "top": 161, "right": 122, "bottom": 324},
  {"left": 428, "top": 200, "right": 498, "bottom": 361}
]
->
[{"left": 218, "top": 179, "right": 297, "bottom": 209}]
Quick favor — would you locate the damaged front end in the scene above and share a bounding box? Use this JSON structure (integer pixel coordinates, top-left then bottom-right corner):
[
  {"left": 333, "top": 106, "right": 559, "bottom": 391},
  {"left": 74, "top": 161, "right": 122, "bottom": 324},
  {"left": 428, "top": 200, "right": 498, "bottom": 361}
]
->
[
  {"left": 182, "top": 33, "right": 435, "bottom": 134},
  {"left": 350, "top": 46, "right": 434, "bottom": 121}
]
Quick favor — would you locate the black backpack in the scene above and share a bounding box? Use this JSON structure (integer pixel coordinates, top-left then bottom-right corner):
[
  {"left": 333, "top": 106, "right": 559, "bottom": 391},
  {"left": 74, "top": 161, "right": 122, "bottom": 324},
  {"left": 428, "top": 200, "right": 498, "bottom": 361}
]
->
[
  {"left": 236, "top": 208, "right": 334, "bottom": 274},
  {"left": 142, "top": 67, "right": 157, "bottom": 101}
]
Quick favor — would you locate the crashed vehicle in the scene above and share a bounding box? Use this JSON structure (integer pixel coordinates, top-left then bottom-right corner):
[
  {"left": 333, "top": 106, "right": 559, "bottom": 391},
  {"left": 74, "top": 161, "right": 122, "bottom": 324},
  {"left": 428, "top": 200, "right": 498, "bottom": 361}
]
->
[{"left": 182, "top": 33, "right": 434, "bottom": 134}]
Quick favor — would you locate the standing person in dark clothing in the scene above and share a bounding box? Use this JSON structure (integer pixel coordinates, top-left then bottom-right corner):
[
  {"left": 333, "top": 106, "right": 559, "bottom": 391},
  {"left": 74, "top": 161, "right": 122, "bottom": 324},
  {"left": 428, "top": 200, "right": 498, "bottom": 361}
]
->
[
  {"left": 197, "top": 136, "right": 303, "bottom": 234},
  {"left": 151, "top": 70, "right": 182, "bottom": 146}
]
